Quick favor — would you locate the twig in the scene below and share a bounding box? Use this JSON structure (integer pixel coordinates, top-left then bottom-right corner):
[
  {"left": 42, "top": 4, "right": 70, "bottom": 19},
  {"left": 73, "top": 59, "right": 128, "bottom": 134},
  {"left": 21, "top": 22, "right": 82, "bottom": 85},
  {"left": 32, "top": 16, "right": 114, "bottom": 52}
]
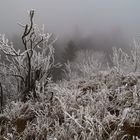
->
[{"left": 0, "top": 82, "right": 3, "bottom": 113}]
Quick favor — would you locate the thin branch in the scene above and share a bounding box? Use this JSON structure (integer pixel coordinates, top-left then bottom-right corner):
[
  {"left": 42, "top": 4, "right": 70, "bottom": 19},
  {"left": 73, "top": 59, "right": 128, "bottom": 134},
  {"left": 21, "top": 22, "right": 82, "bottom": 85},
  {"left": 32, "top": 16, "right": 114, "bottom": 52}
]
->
[
  {"left": 0, "top": 82, "right": 3, "bottom": 113},
  {"left": 0, "top": 72, "right": 25, "bottom": 83},
  {"left": 33, "top": 37, "right": 43, "bottom": 49}
]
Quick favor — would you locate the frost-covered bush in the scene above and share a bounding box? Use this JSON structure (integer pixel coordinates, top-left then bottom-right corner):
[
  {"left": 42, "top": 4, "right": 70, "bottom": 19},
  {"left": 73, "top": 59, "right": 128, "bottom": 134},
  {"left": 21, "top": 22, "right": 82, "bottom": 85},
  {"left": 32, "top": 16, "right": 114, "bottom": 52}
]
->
[
  {"left": 0, "top": 10, "right": 56, "bottom": 102},
  {"left": 112, "top": 40, "right": 140, "bottom": 74},
  {"left": 64, "top": 49, "right": 105, "bottom": 80}
]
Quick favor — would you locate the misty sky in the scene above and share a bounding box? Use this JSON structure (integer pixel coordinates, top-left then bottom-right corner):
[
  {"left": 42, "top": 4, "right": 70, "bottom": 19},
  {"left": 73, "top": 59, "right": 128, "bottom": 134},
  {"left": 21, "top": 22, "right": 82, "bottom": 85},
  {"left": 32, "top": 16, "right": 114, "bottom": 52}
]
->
[{"left": 0, "top": 0, "right": 140, "bottom": 40}]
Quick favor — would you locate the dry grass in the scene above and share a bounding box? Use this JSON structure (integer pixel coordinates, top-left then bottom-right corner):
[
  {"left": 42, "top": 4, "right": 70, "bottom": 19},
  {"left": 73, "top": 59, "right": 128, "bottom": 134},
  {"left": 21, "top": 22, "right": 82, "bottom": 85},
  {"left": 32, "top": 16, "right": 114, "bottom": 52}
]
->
[{"left": 0, "top": 69, "right": 140, "bottom": 140}]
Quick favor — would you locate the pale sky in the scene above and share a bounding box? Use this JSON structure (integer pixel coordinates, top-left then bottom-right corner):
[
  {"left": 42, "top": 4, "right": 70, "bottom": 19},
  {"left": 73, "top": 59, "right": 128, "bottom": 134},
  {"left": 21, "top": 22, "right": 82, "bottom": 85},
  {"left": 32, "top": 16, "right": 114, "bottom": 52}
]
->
[{"left": 0, "top": 0, "right": 140, "bottom": 40}]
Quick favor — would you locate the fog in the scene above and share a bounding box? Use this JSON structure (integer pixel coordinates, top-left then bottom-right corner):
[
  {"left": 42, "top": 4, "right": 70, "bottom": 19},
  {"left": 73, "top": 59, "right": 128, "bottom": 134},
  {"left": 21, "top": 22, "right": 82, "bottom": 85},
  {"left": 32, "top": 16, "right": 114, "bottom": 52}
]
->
[
  {"left": 1, "top": 0, "right": 140, "bottom": 80},
  {"left": 1, "top": 1, "right": 140, "bottom": 56},
  {"left": 0, "top": 0, "right": 140, "bottom": 39}
]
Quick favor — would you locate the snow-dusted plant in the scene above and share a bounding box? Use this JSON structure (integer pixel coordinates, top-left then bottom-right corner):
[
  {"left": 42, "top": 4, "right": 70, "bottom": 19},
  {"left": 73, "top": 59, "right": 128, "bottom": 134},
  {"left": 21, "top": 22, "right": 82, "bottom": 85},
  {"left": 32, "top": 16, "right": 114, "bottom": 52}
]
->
[
  {"left": 112, "top": 47, "right": 134, "bottom": 74},
  {"left": 131, "top": 39, "right": 140, "bottom": 73},
  {"left": 112, "top": 40, "right": 140, "bottom": 74},
  {"left": 0, "top": 10, "right": 56, "bottom": 102},
  {"left": 66, "top": 49, "right": 105, "bottom": 79}
]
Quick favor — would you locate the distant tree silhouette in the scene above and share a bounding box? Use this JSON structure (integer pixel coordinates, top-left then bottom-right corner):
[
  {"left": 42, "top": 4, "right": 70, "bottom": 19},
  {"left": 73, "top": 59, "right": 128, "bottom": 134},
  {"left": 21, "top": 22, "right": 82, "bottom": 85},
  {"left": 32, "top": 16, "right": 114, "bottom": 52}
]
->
[{"left": 62, "top": 40, "right": 77, "bottom": 63}]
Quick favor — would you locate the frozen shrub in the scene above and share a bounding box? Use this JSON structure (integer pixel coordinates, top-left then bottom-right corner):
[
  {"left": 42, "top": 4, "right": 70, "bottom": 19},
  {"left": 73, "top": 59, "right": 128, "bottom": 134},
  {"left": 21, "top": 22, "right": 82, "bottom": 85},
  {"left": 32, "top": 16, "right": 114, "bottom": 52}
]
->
[
  {"left": 112, "top": 40, "right": 140, "bottom": 74},
  {"left": 64, "top": 49, "right": 105, "bottom": 80},
  {"left": 0, "top": 10, "right": 56, "bottom": 102}
]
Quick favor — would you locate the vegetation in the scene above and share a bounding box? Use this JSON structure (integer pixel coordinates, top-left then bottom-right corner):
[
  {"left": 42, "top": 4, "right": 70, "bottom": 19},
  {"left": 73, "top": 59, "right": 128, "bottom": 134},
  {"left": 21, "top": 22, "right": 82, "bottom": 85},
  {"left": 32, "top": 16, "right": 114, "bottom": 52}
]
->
[
  {"left": 0, "top": 10, "right": 56, "bottom": 103},
  {"left": 0, "top": 10, "right": 140, "bottom": 140}
]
